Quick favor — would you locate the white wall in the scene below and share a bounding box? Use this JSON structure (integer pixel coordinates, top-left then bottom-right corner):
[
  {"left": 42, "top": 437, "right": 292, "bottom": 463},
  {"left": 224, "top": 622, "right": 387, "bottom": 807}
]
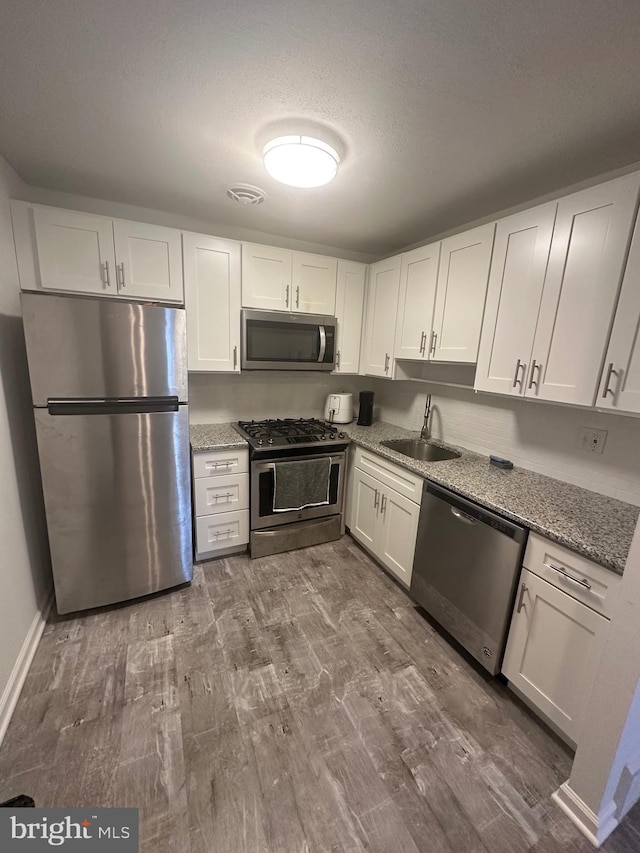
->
[
  {"left": 0, "top": 154, "right": 51, "bottom": 735},
  {"left": 373, "top": 380, "right": 640, "bottom": 505}
]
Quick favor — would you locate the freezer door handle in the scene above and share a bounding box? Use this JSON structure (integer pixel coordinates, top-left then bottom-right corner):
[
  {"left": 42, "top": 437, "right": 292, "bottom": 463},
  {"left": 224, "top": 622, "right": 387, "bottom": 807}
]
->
[{"left": 47, "top": 397, "right": 180, "bottom": 415}]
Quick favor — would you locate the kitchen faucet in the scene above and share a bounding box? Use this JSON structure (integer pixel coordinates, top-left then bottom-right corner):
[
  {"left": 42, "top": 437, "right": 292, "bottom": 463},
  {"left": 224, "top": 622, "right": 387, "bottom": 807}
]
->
[{"left": 420, "top": 394, "right": 432, "bottom": 441}]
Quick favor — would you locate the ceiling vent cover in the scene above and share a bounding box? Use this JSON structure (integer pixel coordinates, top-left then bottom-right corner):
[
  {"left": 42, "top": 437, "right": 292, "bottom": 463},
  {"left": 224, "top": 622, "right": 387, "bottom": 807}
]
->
[{"left": 227, "top": 184, "right": 266, "bottom": 205}]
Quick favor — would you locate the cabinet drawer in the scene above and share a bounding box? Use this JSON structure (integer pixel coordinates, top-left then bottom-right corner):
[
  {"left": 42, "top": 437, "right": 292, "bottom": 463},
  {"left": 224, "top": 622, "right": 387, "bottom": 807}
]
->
[
  {"left": 195, "top": 509, "right": 249, "bottom": 556},
  {"left": 523, "top": 532, "right": 621, "bottom": 619},
  {"left": 194, "top": 473, "right": 249, "bottom": 516},
  {"left": 353, "top": 446, "right": 422, "bottom": 504},
  {"left": 193, "top": 447, "right": 248, "bottom": 478}
]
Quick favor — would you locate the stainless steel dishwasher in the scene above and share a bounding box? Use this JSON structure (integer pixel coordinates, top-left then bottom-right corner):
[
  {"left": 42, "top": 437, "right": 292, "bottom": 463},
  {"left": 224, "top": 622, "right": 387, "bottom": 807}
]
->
[{"left": 410, "top": 481, "right": 528, "bottom": 674}]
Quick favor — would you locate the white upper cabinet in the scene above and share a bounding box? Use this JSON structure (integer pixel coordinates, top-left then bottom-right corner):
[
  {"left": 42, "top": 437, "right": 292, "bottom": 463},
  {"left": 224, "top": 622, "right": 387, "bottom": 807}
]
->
[
  {"left": 394, "top": 242, "right": 440, "bottom": 360},
  {"left": 599, "top": 213, "right": 640, "bottom": 414},
  {"left": 14, "top": 202, "right": 184, "bottom": 304},
  {"left": 476, "top": 173, "right": 640, "bottom": 404},
  {"left": 112, "top": 219, "right": 183, "bottom": 302},
  {"left": 292, "top": 253, "right": 337, "bottom": 315},
  {"left": 475, "top": 202, "right": 556, "bottom": 395},
  {"left": 334, "top": 260, "right": 366, "bottom": 374},
  {"left": 183, "top": 232, "right": 241, "bottom": 372},
  {"left": 529, "top": 174, "right": 640, "bottom": 406},
  {"left": 33, "top": 207, "right": 117, "bottom": 296},
  {"left": 241, "top": 243, "right": 292, "bottom": 311},
  {"left": 432, "top": 223, "right": 495, "bottom": 362},
  {"left": 362, "top": 255, "right": 401, "bottom": 378},
  {"left": 241, "top": 244, "right": 337, "bottom": 315}
]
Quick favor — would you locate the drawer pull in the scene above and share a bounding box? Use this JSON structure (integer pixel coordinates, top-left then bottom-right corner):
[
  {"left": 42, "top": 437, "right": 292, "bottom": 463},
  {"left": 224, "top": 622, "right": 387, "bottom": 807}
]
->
[
  {"left": 373, "top": 488, "right": 379, "bottom": 509},
  {"left": 549, "top": 563, "right": 592, "bottom": 590},
  {"left": 516, "top": 582, "right": 527, "bottom": 613},
  {"left": 207, "top": 460, "right": 232, "bottom": 469}
]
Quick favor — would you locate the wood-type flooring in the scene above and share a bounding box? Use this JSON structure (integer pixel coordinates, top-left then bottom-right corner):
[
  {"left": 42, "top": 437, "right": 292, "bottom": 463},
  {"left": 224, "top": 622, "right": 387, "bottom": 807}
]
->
[{"left": 1, "top": 535, "right": 639, "bottom": 852}]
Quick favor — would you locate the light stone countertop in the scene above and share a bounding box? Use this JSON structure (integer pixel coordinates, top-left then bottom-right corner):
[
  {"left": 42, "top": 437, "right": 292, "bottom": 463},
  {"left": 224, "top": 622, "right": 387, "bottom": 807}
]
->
[
  {"left": 190, "top": 420, "right": 638, "bottom": 575},
  {"left": 189, "top": 422, "right": 247, "bottom": 451}
]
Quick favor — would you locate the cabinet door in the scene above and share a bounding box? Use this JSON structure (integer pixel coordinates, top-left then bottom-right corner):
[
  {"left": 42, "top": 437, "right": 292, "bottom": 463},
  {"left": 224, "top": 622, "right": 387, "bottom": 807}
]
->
[
  {"left": 529, "top": 174, "right": 640, "bottom": 406},
  {"left": 349, "top": 468, "right": 380, "bottom": 551},
  {"left": 377, "top": 488, "right": 420, "bottom": 587},
  {"left": 474, "top": 203, "right": 556, "bottom": 395},
  {"left": 432, "top": 223, "right": 495, "bottom": 363},
  {"left": 362, "top": 256, "right": 401, "bottom": 377},
  {"left": 599, "top": 213, "right": 640, "bottom": 414},
  {"left": 33, "top": 207, "right": 116, "bottom": 296},
  {"left": 394, "top": 243, "right": 440, "bottom": 360},
  {"left": 183, "top": 233, "right": 241, "bottom": 372},
  {"left": 292, "top": 253, "right": 337, "bottom": 314},
  {"left": 113, "top": 220, "right": 183, "bottom": 302},
  {"left": 502, "top": 568, "right": 610, "bottom": 744},
  {"left": 334, "top": 261, "right": 366, "bottom": 374},
  {"left": 241, "top": 243, "right": 292, "bottom": 310}
]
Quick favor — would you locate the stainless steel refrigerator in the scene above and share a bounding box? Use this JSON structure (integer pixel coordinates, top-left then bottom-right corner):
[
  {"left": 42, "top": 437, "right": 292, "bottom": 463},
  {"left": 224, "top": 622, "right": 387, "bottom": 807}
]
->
[{"left": 21, "top": 292, "right": 193, "bottom": 614}]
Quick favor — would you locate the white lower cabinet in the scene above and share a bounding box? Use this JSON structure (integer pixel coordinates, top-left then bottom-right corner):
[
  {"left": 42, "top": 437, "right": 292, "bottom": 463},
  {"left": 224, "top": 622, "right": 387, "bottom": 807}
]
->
[
  {"left": 348, "top": 447, "right": 421, "bottom": 586},
  {"left": 502, "top": 533, "right": 619, "bottom": 746},
  {"left": 193, "top": 447, "right": 249, "bottom": 559}
]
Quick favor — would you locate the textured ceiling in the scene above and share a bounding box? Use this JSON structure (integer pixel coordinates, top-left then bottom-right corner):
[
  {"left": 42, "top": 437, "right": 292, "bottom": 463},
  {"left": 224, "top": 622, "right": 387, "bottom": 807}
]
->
[{"left": 1, "top": 1, "right": 640, "bottom": 256}]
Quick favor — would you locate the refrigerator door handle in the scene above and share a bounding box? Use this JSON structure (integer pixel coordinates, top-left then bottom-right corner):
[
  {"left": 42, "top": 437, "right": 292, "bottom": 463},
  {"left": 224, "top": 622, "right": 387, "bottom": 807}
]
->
[{"left": 47, "top": 397, "right": 180, "bottom": 415}]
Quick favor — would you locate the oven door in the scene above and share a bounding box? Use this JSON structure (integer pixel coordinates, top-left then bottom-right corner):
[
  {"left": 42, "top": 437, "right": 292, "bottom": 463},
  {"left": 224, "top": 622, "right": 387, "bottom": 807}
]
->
[
  {"left": 251, "top": 451, "right": 345, "bottom": 530},
  {"left": 242, "top": 309, "right": 336, "bottom": 371}
]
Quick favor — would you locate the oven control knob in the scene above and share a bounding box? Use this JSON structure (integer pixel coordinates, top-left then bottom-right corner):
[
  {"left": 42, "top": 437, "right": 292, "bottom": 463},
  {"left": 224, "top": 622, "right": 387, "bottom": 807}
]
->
[
  {"left": 257, "top": 438, "right": 264, "bottom": 445},
  {"left": 268, "top": 438, "right": 274, "bottom": 445},
  {"left": 338, "top": 432, "right": 346, "bottom": 438}
]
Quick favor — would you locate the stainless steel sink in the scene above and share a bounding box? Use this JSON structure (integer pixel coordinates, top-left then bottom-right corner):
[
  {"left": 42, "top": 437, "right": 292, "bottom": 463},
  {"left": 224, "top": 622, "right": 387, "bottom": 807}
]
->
[{"left": 380, "top": 439, "right": 461, "bottom": 462}]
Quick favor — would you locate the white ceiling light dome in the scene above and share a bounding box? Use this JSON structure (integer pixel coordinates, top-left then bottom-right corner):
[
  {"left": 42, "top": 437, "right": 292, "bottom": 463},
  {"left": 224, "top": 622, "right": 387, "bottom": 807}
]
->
[{"left": 263, "top": 135, "right": 340, "bottom": 188}]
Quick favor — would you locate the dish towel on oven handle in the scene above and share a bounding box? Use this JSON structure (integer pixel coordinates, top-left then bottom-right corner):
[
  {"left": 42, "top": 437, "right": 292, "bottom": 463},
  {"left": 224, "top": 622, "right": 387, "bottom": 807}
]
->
[{"left": 272, "top": 457, "right": 332, "bottom": 512}]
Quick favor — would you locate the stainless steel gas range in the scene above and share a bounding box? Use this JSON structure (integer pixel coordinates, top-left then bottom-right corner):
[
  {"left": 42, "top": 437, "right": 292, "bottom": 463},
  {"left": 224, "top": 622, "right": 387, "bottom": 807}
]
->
[{"left": 233, "top": 418, "right": 350, "bottom": 558}]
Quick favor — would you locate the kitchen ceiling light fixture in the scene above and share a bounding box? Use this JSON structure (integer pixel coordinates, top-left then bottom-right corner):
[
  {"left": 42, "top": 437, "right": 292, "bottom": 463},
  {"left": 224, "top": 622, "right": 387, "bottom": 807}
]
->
[{"left": 263, "top": 135, "right": 340, "bottom": 188}]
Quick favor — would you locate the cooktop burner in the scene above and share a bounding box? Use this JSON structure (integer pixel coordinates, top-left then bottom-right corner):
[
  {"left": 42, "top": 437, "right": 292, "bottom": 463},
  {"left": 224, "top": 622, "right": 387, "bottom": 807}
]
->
[{"left": 234, "top": 418, "right": 349, "bottom": 455}]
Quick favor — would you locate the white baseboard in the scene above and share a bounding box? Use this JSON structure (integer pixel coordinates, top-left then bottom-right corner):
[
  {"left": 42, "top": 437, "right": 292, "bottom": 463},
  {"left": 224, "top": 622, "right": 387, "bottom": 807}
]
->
[
  {"left": 0, "top": 594, "right": 53, "bottom": 747},
  {"left": 552, "top": 781, "right": 618, "bottom": 848}
]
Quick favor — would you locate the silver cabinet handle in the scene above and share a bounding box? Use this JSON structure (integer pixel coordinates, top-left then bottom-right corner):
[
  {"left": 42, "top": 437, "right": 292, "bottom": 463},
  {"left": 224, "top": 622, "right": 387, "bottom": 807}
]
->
[
  {"left": 419, "top": 331, "right": 426, "bottom": 355},
  {"left": 512, "top": 358, "right": 525, "bottom": 388},
  {"left": 336, "top": 350, "right": 341, "bottom": 369},
  {"left": 102, "top": 261, "right": 111, "bottom": 288},
  {"left": 296, "top": 285, "right": 300, "bottom": 308},
  {"left": 602, "top": 362, "right": 618, "bottom": 399},
  {"left": 373, "top": 488, "right": 379, "bottom": 509},
  {"left": 384, "top": 352, "right": 390, "bottom": 373},
  {"left": 380, "top": 493, "right": 387, "bottom": 514},
  {"left": 451, "top": 506, "right": 476, "bottom": 525},
  {"left": 516, "top": 583, "right": 528, "bottom": 613},
  {"left": 117, "top": 262, "right": 126, "bottom": 288},
  {"left": 528, "top": 360, "right": 541, "bottom": 390},
  {"left": 549, "top": 563, "right": 592, "bottom": 590},
  {"left": 285, "top": 284, "right": 290, "bottom": 308},
  {"left": 430, "top": 330, "right": 437, "bottom": 356},
  {"left": 233, "top": 345, "right": 238, "bottom": 369}
]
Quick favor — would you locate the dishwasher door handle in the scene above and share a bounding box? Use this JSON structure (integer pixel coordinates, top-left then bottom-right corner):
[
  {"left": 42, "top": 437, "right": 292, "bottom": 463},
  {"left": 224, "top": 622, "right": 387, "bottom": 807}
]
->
[{"left": 450, "top": 506, "right": 476, "bottom": 525}]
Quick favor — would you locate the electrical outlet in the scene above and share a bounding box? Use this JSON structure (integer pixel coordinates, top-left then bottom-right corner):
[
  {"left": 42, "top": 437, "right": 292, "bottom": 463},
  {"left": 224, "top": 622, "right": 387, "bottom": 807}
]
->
[{"left": 577, "top": 427, "right": 608, "bottom": 454}]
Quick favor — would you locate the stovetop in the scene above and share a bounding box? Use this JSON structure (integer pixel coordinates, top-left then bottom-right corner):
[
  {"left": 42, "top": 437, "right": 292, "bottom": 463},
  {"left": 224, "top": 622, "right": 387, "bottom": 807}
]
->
[{"left": 234, "top": 418, "right": 350, "bottom": 455}]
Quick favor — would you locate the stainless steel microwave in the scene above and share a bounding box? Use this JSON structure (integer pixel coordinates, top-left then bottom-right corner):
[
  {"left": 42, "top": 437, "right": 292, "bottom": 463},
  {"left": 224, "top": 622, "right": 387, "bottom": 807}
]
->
[{"left": 241, "top": 309, "right": 336, "bottom": 371}]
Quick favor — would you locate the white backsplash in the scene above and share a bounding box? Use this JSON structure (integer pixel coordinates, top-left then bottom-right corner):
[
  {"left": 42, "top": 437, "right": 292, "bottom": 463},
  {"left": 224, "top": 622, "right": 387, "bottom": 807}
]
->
[
  {"left": 374, "top": 380, "right": 640, "bottom": 506},
  {"left": 188, "top": 373, "right": 367, "bottom": 424}
]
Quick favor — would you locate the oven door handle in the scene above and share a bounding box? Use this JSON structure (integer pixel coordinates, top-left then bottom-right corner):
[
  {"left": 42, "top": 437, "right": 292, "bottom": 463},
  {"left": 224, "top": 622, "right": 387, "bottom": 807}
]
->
[
  {"left": 318, "top": 326, "right": 327, "bottom": 363},
  {"left": 255, "top": 458, "right": 335, "bottom": 473}
]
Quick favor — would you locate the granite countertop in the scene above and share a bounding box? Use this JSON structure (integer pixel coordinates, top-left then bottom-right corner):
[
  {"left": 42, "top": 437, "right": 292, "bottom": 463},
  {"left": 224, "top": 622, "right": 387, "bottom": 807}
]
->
[
  {"left": 190, "top": 420, "right": 638, "bottom": 575},
  {"left": 190, "top": 422, "right": 247, "bottom": 451}
]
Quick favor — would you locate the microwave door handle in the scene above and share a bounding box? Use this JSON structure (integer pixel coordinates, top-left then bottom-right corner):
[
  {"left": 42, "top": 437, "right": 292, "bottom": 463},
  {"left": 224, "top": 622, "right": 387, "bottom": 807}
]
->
[{"left": 318, "top": 325, "right": 327, "bottom": 363}]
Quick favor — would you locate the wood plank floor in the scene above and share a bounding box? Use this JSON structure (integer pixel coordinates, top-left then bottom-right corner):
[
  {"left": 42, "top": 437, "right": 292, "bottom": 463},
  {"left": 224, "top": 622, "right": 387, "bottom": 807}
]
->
[{"left": 1, "top": 535, "right": 639, "bottom": 852}]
